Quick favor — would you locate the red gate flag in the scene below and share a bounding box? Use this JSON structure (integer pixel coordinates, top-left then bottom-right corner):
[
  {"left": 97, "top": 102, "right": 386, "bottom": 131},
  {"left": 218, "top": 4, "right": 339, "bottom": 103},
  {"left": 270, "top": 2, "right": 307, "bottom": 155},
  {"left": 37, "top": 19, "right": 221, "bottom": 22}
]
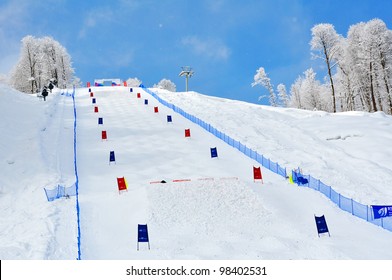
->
[
  {"left": 94, "top": 106, "right": 99, "bottom": 113},
  {"left": 117, "top": 177, "right": 128, "bottom": 193},
  {"left": 137, "top": 93, "right": 141, "bottom": 98},
  {"left": 154, "top": 106, "right": 159, "bottom": 113},
  {"left": 90, "top": 92, "right": 94, "bottom": 97},
  {"left": 101, "top": 130, "right": 107, "bottom": 140},
  {"left": 123, "top": 81, "right": 127, "bottom": 86},
  {"left": 87, "top": 82, "right": 91, "bottom": 87},
  {"left": 253, "top": 166, "right": 263, "bottom": 183},
  {"left": 185, "top": 129, "right": 191, "bottom": 137}
]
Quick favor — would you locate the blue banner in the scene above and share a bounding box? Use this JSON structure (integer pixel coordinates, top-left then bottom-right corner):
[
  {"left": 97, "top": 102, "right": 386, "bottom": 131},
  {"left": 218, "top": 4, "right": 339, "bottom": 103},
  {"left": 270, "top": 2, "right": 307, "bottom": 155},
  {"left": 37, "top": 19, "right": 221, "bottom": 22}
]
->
[{"left": 372, "top": 205, "right": 392, "bottom": 219}]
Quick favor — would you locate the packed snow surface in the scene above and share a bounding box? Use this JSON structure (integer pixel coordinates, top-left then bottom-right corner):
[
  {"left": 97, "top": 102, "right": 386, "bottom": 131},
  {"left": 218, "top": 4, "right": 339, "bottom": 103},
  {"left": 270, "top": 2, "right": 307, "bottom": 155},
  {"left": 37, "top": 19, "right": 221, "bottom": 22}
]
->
[{"left": 1, "top": 84, "right": 392, "bottom": 260}]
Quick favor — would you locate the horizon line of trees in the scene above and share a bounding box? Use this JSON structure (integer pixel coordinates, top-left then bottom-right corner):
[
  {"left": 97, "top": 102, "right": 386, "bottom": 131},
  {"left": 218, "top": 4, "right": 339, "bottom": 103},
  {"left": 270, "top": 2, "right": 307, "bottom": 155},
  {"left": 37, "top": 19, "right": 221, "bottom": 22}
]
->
[
  {"left": 253, "top": 18, "right": 392, "bottom": 115},
  {"left": 9, "top": 35, "right": 80, "bottom": 94}
]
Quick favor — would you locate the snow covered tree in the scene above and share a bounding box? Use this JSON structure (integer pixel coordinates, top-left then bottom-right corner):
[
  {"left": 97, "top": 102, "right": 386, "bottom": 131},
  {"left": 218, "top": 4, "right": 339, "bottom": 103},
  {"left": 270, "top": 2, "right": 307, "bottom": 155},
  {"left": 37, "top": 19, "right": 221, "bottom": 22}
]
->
[
  {"left": 342, "top": 19, "right": 392, "bottom": 113},
  {"left": 10, "top": 36, "right": 40, "bottom": 94},
  {"left": 126, "top": 77, "right": 142, "bottom": 87},
  {"left": 10, "top": 35, "right": 76, "bottom": 93},
  {"left": 363, "top": 19, "right": 392, "bottom": 114},
  {"left": 56, "top": 44, "right": 75, "bottom": 88},
  {"left": 289, "top": 76, "right": 303, "bottom": 109},
  {"left": 310, "top": 23, "right": 342, "bottom": 113},
  {"left": 289, "top": 68, "right": 329, "bottom": 111},
  {"left": 277, "top": 83, "right": 289, "bottom": 107},
  {"left": 153, "top": 79, "right": 176, "bottom": 92},
  {"left": 251, "top": 67, "right": 277, "bottom": 106},
  {"left": 38, "top": 37, "right": 75, "bottom": 89}
]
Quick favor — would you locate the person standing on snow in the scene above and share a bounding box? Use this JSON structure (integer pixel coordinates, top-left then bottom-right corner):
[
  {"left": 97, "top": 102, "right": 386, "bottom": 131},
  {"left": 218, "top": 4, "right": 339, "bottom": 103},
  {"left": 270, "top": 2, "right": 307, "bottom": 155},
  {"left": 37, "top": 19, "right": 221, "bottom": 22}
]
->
[
  {"left": 42, "top": 86, "right": 48, "bottom": 101},
  {"left": 48, "top": 81, "right": 54, "bottom": 93}
]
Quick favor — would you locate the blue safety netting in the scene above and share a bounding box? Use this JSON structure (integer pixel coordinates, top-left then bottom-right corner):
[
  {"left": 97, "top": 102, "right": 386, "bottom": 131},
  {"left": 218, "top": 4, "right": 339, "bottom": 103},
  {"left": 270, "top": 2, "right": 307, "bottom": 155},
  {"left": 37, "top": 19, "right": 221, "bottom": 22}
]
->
[{"left": 44, "top": 184, "right": 76, "bottom": 201}]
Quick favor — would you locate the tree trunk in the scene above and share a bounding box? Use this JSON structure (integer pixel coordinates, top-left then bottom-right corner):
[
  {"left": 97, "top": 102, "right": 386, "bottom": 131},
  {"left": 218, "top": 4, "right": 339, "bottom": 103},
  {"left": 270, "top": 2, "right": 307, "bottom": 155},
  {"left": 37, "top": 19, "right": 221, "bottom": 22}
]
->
[
  {"left": 380, "top": 53, "right": 392, "bottom": 114},
  {"left": 324, "top": 46, "right": 336, "bottom": 112},
  {"left": 369, "top": 62, "right": 378, "bottom": 112}
]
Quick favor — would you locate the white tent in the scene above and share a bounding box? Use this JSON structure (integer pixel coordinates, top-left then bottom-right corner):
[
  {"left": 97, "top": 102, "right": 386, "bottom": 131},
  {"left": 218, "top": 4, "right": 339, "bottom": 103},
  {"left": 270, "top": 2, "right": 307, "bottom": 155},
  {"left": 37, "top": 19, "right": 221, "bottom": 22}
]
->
[{"left": 94, "top": 78, "right": 122, "bottom": 86}]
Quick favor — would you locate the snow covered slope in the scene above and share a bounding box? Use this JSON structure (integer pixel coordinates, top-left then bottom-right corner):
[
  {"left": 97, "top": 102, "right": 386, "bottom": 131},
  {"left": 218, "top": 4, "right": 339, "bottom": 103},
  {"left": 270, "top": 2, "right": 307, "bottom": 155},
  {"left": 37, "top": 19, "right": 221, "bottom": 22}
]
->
[
  {"left": 153, "top": 89, "right": 392, "bottom": 205},
  {"left": 0, "top": 84, "right": 76, "bottom": 259},
  {"left": 1, "top": 83, "right": 392, "bottom": 260}
]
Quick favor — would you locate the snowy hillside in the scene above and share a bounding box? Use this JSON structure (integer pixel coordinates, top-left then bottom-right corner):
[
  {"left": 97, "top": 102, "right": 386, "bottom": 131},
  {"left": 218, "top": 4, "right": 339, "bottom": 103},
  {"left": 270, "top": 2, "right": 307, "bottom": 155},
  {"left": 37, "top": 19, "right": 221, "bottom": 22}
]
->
[
  {"left": 1, "top": 83, "right": 392, "bottom": 260},
  {"left": 153, "top": 89, "right": 392, "bottom": 205}
]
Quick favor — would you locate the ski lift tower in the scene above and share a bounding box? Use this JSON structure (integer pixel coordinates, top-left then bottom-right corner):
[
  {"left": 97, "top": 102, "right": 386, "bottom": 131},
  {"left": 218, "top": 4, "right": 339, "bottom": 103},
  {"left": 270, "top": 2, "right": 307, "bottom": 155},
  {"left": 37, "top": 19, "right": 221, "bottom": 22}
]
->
[{"left": 179, "top": 66, "right": 194, "bottom": 92}]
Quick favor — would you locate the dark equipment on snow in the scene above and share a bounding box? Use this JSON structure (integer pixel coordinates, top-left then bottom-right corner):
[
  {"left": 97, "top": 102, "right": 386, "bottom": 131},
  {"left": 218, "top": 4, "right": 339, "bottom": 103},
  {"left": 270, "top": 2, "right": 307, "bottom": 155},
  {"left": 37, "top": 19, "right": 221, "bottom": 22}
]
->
[{"left": 315, "top": 215, "right": 330, "bottom": 237}]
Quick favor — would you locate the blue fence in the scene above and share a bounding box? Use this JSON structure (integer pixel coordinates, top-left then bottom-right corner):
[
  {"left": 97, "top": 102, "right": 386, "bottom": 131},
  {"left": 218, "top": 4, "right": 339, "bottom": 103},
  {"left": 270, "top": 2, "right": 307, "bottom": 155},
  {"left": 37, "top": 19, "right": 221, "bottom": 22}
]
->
[
  {"left": 143, "top": 87, "right": 392, "bottom": 233},
  {"left": 44, "top": 184, "right": 76, "bottom": 201},
  {"left": 71, "top": 87, "right": 82, "bottom": 260}
]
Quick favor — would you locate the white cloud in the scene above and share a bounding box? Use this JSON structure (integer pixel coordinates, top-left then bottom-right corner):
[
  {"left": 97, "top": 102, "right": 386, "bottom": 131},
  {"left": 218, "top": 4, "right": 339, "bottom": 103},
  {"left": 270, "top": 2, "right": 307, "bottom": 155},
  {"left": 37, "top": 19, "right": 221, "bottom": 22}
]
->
[
  {"left": 181, "top": 35, "right": 230, "bottom": 60},
  {"left": 78, "top": 8, "right": 115, "bottom": 38},
  {"left": 0, "top": 0, "right": 30, "bottom": 76},
  {"left": 0, "top": 0, "right": 30, "bottom": 27}
]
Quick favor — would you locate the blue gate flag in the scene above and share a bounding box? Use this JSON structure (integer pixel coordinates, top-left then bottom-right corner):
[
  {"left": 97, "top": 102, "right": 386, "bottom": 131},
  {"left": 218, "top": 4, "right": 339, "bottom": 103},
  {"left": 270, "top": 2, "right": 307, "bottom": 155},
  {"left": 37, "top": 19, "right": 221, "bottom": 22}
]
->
[
  {"left": 98, "top": 117, "right": 103, "bottom": 125},
  {"left": 314, "top": 215, "right": 330, "bottom": 237},
  {"left": 92, "top": 98, "right": 96, "bottom": 104},
  {"left": 167, "top": 115, "right": 172, "bottom": 123},
  {"left": 371, "top": 205, "right": 392, "bottom": 219},
  {"left": 109, "top": 151, "right": 116, "bottom": 163},
  {"left": 130, "top": 88, "right": 133, "bottom": 92},
  {"left": 144, "top": 99, "right": 148, "bottom": 105},
  {"left": 89, "top": 88, "right": 91, "bottom": 92},
  {"left": 210, "top": 147, "right": 218, "bottom": 158},
  {"left": 137, "top": 224, "right": 150, "bottom": 250}
]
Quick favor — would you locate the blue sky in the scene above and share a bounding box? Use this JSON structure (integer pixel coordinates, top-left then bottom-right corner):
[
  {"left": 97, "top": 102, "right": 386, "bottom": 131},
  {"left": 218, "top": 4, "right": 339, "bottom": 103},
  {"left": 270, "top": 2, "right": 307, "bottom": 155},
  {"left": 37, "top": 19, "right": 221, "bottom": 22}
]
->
[{"left": 1, "top": 0, "right": 391, "bottom": 104}]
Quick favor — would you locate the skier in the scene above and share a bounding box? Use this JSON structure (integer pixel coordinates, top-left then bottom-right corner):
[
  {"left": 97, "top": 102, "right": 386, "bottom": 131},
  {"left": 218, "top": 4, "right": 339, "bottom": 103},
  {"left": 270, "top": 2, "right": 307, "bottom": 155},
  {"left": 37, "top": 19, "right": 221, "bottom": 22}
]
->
[
  {"left": 48, "top": 81, "right": 54, "bottom": 93},
  {"left": 42, "top": 86, "right": 48, "bottom": 101}
]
